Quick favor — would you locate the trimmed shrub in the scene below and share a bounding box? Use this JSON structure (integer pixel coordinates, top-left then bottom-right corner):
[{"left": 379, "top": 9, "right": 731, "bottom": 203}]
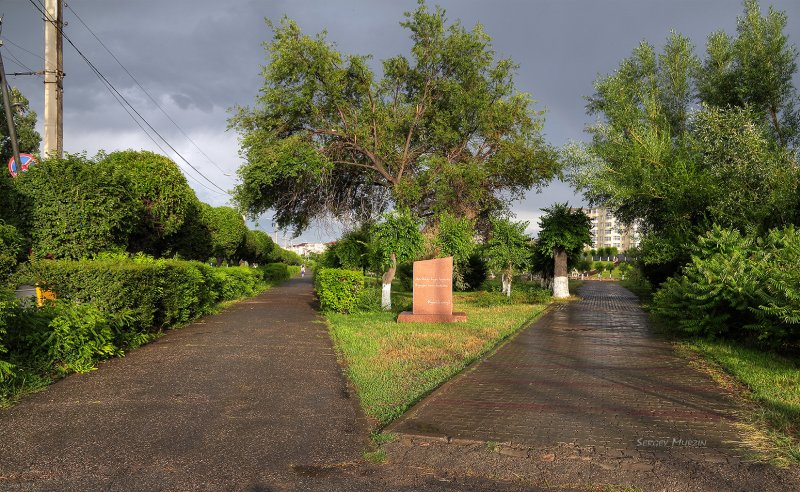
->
[
  {"left": 20, "top": 258, "right": 268, "bottom": 333},
  {"left": 355, "top": 284, "right": 383, "bottom": 313},
  {"left": 314, "top": 268, "right": 363, "bottom": 313},
  {"left": 261, "top": 263, "right": 302, "bottom": 283},
  {"left": 262, "top": 263, "right": 290, "bottom": 283}
]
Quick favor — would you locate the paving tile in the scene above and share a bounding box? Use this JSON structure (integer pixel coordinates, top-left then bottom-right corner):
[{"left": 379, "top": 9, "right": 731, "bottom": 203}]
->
[{"left": 389, "top": 281, "right": 744, "bottom": 456}]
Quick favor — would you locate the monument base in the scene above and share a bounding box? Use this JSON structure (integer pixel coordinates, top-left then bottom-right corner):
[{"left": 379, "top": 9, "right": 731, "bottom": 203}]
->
[{"left": 397, "top": 311, "right": 468, "bottom": 323}]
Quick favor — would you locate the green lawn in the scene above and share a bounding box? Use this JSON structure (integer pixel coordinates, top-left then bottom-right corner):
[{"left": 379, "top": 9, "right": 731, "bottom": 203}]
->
[
  {"left": 678, "top": 339, "right": 800, "bottom": 464},
  {"left": 326, "top": 288, "right": 549, "bottom": 427}
]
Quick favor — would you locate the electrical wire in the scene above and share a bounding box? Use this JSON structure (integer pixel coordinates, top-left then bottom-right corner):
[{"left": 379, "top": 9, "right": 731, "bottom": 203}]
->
[
  {"left": 2, "top": 45, "right": 42, "bottom": 77},
  {"left": 3, "top": 37, "right": 44, "bottom": 61},
  {"left": 2, "top": 50, "right": 34, "bottom": 73},
  {"left": 26, "top": 0, "right": 231, "bottom": 196},
  {"left": 65, "top": 4, "right": 233, "bottom": 178}
]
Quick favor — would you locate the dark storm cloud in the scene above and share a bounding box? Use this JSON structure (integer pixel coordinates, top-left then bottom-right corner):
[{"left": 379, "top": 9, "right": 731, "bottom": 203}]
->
[{"left": 2, "top": 0, "right": 800, "bottom": 240}]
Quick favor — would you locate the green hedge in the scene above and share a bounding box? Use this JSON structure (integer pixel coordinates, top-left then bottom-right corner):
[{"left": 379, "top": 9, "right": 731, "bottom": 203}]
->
[
  {"left": 260, "top": 263, "right": 302, "bottom": 283},
  {"left": 314, "top": 268, "right": 363, "bottom": 313},
  {"left": 18, "top": 258, "right": 273, "bottom": 332},
  {"left": 1, "top": 259, "right": 297, "bottom": 400}
]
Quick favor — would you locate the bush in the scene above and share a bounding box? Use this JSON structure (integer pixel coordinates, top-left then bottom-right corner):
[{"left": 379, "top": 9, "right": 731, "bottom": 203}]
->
[
  {"left": 396, "top": 263, "right": 413, "bottom": 291},
  {"left": 0, "top": 289, "right": 16, "bottom": 381},
  {"left": 355, "top": 284, "right": 383, "bottom": 313},
  {"left": 261, "top": 263, "right": 290, "bottom": 283},
  {"left": 20, "top": 258, "right": 268, "bottom": 333},
  {"left": 314, "top": 268, "right": 363, "bottom": 313},
  {"left": 652, "top": 225, "right": 800, "bottom": 346},
  {"left": 44, "top": 302, "right": 120, "bottom": 374},
  {"left": 0, "top": 223, "right": 24, "bottom": 280},
  {"left": 471, "top": 282, "right": 551, "bottom": 307},
  {"left": 213, "top": 266, "right": 262, "bottom": 301}
]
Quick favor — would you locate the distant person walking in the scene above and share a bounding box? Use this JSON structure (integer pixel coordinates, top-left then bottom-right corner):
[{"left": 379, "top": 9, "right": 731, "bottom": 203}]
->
[{"left": 301, "top": 264, "right": 306, "bottom": 277}]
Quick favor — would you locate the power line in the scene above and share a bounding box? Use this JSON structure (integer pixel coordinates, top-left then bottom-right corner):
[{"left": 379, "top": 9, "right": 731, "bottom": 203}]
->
[
  {"left": 3, "top": 37, "right": 44, "bottom": 61},
  {"left": 2, "top": 51, "right": 33, "bottom": 73},
  {"left": 26, "top": 0, "right": 231, "bottom": 196},
  {"left": 2, "top": 45, "right": 42, "bottom": 77},
  {"left": 66, "top": 4, "right": 232, "bottom": 178}
]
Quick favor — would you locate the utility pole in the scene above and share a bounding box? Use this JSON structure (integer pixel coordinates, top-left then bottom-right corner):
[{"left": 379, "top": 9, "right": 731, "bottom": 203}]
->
[
  {"left": 0, "top": 44, "right": 22, "bottom": 169},
  {"left": 43, "top": 0, "right": 64, "bottom": 158}
]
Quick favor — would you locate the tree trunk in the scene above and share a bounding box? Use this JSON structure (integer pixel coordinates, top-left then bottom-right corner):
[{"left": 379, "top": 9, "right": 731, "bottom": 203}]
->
[
  {"left": 381, "top": 283, "right": 392, "bottom": 310},
  {"left": 381, "top": 252, "right": 397, "bottom": 311},
  {"left": 501, "top": 267, "right": 512, "bottom": 297},
  {"left": 553, "top": 248, "right": 569, "bottom": 299}
]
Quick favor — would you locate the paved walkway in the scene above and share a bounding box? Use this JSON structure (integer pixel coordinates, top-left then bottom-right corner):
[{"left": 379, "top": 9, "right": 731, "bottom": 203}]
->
[
  {"left": 3, "top": 278, "right": 796, "bottom": 491},
  {"left": 0, "top": 276, "right": 552, "bottom": 492},
  {"left": 0, "top": 276, "right": 371, "bottom": 490},
  {"left": 386, "top": 282, "right": 800, "bottom": 491},
  {"left": 390, "top": 282, "right": 745, "bottom": 455}
]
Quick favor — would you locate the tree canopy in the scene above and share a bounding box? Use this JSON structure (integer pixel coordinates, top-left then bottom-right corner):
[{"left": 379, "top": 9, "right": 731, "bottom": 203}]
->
[
  {"left": 535, "top": 203, "right": 591, "bottom": 297},
  {"left": 201, "top": 204, "right": 248, "bottom": 264},
  {"left": 0, "top": 88, "right": 40, "bottom": 165},
  {"left": 567, "top": 0, "right": 800, "bottom": 283},
  {"left": 536, "top": 204, "right": 592, "bottom": 258},
  {"left": 231, "top": 0, "right": 558, "bottom": 236},
  {"left": 370, "top": 208, "right": 425, "bottom": 274},
  {"left": 98, "top": 150, "right": 201, "bottom": 256}
]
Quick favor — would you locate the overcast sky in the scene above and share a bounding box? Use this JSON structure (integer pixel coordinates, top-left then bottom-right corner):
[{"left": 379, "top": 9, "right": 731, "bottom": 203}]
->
[{"left": 2, "top": 0, "right": 799, "bottom": 244}]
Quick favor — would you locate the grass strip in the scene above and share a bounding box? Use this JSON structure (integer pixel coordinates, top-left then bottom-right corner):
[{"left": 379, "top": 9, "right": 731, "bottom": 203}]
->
[
  {"left": 677, "top": 339, "right": 800, "bottom": 464},
  {"left": 326, "top": 289, "right": 549, "bottom": 428}
]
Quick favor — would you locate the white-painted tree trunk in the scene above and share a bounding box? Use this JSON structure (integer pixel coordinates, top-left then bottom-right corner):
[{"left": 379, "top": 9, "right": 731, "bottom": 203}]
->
[
  {"left": 381, "top": 283, "right": 392, "bottom": 310},
  {"left": 552, "top": 248, "right": 570, "bottom": 298},
  {"left": 553, "top": 276, "right": 569, "bottom": 298},
  {"left": 501, "top": 273, "right": 512, "bottom": 297}
]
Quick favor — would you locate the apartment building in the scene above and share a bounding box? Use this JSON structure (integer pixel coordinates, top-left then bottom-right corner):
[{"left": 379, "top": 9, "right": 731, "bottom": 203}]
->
[
  {"left": 285, "top": 242, "right": 330, "bottom": 256},
  {"left": 583, "top": 207, "right": 640, "bottom": 251}
]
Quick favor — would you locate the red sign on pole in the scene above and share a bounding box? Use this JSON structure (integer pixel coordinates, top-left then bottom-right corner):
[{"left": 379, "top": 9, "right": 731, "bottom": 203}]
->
[{"left": 8, "top": 153, "right": 37, "bottom": 177}]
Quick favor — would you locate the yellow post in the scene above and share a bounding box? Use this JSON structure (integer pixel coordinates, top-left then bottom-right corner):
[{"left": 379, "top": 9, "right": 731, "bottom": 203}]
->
[{"left": 35, "top": 285, "right": 57, "bottom": 307}]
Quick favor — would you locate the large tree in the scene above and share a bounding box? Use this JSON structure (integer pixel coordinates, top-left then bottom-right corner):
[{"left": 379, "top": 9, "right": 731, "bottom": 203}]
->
[
  {"left": 535, "top": 204, "right": 591, "bottom": 298},
  {"left": 231, "top": 1, "right": 557, "bottom": 236},
  {"left": 567, "top": 0, "right": 800, "bottom": 284},
  {"left": 1, "top": 88, "right": 40, "bottom": 239}
]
